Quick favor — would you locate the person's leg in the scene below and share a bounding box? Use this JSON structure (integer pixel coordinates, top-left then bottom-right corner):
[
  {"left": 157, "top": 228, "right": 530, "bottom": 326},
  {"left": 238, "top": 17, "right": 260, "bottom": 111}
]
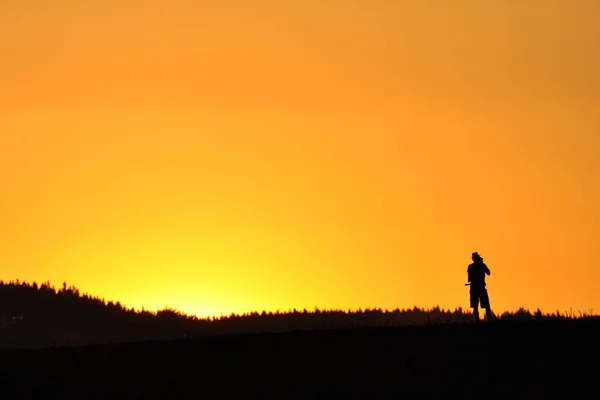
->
[
  {"left": 480, "top": 289, "right": 492, "bottom": 321},
  {"left": 470, "top": 287, "right": 480, "bottom": 322}
]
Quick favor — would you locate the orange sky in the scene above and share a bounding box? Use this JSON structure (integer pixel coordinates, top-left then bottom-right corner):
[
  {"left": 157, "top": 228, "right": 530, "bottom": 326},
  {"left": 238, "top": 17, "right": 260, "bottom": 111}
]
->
[{"left": 1, "top": 1, "right": 599, "bottom": 317}]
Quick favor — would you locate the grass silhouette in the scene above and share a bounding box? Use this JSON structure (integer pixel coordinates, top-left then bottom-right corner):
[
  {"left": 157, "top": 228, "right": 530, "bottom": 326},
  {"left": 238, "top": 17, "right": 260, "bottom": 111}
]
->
[
  {"left": 0, "top": 279, "right": 598, "bottom": 398},
  {"left": 1, "top": 279, "right": 595, "bottom": 350}
]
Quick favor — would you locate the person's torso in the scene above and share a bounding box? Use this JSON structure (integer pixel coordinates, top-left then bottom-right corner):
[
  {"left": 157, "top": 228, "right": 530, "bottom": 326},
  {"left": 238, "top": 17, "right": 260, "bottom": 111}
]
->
[{"left": 468, "top": 263, "right": 487, "bottom": 286}]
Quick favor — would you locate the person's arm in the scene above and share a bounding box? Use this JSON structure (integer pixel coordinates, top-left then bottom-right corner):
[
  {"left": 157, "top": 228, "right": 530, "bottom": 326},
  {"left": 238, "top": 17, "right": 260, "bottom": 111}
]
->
[
  {"left": 467, "top": 266, "right": 472, "bottom": 282},
  {"left": 484, "top": 263, "right": 491, "bottom": 275}
]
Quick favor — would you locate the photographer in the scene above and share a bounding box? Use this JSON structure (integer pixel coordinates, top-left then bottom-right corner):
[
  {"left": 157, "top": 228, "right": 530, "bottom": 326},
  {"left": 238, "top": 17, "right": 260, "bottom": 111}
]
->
[{"left": 467, "top": 252, "right": 493, "bottom": 322}]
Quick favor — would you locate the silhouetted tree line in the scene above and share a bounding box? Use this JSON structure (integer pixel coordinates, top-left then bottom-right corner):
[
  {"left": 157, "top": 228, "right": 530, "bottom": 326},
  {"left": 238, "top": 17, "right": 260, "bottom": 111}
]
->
[{"left": 0, "top": 280, "right": 596, "bottom": 350}]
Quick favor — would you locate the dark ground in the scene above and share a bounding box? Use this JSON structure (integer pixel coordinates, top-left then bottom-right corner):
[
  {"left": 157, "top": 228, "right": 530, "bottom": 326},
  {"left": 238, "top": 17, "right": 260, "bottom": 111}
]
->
[{"left": 1, "top": 318, "right": 598, "bottom": 399}]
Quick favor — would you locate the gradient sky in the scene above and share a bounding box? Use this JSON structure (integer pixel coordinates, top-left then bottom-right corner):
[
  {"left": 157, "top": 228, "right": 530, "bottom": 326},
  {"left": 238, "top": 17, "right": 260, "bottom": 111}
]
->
[{"left": 1, "top": 1, "right": 599, "bottom": 317}]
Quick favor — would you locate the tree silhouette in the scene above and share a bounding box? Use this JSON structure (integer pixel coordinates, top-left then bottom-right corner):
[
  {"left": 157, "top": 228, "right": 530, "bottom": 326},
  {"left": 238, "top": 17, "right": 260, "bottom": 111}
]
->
[{"left": 0, "top": 279, "right": 596, "bottom": 350}]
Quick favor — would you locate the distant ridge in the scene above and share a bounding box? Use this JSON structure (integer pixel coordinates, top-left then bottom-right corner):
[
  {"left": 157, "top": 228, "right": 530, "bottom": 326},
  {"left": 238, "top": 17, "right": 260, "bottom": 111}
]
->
[{"left": 0, "top": 280, "right": 596, "bottom": 350}]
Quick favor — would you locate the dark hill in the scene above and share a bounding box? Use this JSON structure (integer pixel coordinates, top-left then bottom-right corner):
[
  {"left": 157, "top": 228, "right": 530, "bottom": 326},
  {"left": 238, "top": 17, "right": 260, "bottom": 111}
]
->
[
  {"left": 1, "top": 279, "right": 566, "bottom": 350},
  {"left": 1, "top": 318, "right": 599, "bottom": 399}
]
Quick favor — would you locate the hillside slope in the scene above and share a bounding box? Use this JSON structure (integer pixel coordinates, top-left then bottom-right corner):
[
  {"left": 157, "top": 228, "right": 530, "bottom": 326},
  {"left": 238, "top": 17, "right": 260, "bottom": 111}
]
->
[{"left": 1, "top": 319, "right": 598, "bottom": 398}]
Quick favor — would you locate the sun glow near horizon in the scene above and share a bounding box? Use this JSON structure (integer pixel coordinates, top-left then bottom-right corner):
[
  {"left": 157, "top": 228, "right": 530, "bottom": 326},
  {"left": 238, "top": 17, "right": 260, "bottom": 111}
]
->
[{"left": 1, "top": 1, "right": 599, "bottom": 317}]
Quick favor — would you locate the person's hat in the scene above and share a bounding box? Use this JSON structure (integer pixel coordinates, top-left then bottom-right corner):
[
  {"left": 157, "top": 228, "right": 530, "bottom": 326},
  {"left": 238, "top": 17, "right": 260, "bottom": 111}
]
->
[{"left": 472, "top": 252, "right": 482, "bottom": 260}]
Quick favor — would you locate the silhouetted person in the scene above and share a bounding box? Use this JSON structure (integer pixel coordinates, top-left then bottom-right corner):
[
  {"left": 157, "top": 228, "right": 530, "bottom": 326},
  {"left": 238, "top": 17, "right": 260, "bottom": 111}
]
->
[{"left": 467, "top": 252, "right": 493, "bottom": 322}]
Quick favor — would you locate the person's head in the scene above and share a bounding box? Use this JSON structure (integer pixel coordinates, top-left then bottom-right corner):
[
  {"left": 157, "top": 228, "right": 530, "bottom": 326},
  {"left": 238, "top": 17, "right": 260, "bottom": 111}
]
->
[{"left": 472, "top": 252, "right": 483, "bottom": 263}]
